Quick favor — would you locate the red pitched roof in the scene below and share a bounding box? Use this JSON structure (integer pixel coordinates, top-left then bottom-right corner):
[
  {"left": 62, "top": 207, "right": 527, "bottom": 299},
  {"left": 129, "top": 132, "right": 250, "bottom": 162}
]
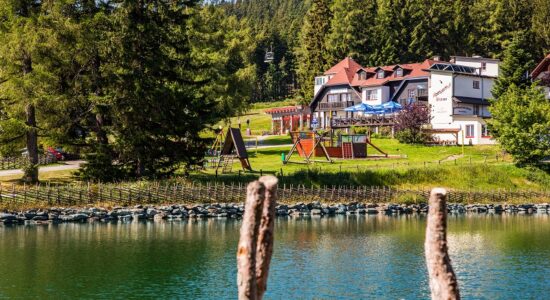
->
[
  {"left": 264, "top": 106, "right": 306, "bottom": 115},
  {"left": 351, "top": 59, "right": 437, "bottom": 87},
  {"left": 323, "top": 57, "right": 364, "bottom": 86},
  {"left": 531, "top": 53, "right": 550, "bottom": 79}
]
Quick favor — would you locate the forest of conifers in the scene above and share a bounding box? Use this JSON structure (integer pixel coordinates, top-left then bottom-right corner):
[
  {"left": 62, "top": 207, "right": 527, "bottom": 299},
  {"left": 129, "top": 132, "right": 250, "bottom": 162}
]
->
[
  {"left": 221, "top": 0, "right": 550, "bottom": 101},
  {"left": 0, "top": 0, "right": 549, "bottom": 181}
]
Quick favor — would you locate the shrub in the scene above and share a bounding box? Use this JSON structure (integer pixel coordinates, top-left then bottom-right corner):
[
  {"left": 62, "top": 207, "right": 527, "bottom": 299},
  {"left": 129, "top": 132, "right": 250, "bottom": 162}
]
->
[
  {"left": 394, "top": 103, "right": 431, "bottom": 144},
  {"left": 489, "top": 84, "right": 550, "bottom": 165},
  {"left": 395, "top": 129, "right": 432, "bottom": 144}
]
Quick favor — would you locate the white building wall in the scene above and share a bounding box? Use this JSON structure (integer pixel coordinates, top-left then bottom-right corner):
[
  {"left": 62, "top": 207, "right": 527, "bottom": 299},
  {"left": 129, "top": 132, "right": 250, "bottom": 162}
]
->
[
  {"left": 428, "top": 57, "right": 500, "bottom": 145},
  {"left": 535, "top": 71, "right": 550, "bottom": 99},
  {"left": 453, "top": 75, "right": 495, "bottom": 100},
  {"left": 362, "top": 86, "right": 389, "bottom": 105},
  {"left": 314, "top": 76, "right": 329, "bottom": 96},
  {"left": 429, "top": 72, "right": 454, "bottom": 125},
  {"left": 453, "top": 57, "right": 500, "bottom": 77}
]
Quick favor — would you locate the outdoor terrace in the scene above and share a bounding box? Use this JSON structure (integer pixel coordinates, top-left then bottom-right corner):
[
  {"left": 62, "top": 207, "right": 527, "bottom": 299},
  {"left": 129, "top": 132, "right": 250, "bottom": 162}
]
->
[{"left": 331, "top": 115, "right": 396, "bottom": 128}]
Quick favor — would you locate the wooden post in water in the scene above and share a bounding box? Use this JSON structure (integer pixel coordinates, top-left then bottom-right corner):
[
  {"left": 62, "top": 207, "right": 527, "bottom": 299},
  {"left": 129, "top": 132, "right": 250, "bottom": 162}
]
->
[
  {"left": 255, "top": 176, "right": 278, "bottom": 299},
  {"left": 237, "top": 176, "right": 278, "bottom": 300},
  {"left": 425, "top": 188, "right": 460, "bottom": 300}
]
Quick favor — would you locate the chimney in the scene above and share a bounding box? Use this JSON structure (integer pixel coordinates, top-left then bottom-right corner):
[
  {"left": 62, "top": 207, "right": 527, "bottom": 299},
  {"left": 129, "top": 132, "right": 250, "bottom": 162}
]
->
[{"left": 433, "top": 56, "right": 441, "bottom": 61}]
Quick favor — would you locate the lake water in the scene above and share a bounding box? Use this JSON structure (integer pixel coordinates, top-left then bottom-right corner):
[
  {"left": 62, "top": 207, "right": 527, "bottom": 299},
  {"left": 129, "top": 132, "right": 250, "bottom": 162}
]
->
[{"left": 0, "top": 214, "right": 549, "bottom": 299}]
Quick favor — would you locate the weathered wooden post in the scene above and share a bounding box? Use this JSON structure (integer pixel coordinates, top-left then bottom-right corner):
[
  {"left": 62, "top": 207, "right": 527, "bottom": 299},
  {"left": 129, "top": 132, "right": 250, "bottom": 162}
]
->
[
  {"left": 237, "top": 176, "right": 278, "bottom": 300},
  {"left": 255, "top": 176, "right": 278, "bottom": 299},
  {"left": 425, "top": 188, "right": 460, "bottom": 300}
]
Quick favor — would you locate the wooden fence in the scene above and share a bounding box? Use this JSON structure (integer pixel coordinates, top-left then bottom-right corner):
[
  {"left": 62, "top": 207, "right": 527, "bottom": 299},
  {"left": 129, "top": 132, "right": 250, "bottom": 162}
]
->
[
  {"left": 0, "top": 155, "right": 57, "bottom": 171},
  {"left": 0, "top": 181, "right": 549, "bottom": 208}
]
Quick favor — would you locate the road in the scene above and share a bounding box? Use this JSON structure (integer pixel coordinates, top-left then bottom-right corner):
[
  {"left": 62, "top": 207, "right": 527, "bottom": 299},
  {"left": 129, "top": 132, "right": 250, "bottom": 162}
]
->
[{"left": 0, "top": 160, "right": 85, "bottom": 177}]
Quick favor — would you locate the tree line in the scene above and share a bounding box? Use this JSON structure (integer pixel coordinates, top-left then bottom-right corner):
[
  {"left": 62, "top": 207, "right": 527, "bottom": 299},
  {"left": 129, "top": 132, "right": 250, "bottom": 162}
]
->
[
  {"left": 1, "top": 0, "right": 549, "bottom": 182},
  {"left": 0, "top": 0, "right": 255, "bottom": 182},
  {"left": 218, "top": 0, "right": 550, "bottom": 101}
]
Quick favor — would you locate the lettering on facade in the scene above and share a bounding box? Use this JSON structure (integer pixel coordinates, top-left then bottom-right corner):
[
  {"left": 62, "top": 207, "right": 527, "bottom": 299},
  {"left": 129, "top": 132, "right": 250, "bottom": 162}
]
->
[
  {"left": 433, "top": 83, "right": 451, "bottom": 100},
  {"left": 453, "top": 106, "right": 473, "bottom": 115}
]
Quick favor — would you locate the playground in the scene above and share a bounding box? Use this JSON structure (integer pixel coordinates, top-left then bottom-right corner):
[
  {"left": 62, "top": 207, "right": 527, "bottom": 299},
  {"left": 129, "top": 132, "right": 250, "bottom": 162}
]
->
[{"left": 203, "top": 128, "right": 503, "bottom": 175}]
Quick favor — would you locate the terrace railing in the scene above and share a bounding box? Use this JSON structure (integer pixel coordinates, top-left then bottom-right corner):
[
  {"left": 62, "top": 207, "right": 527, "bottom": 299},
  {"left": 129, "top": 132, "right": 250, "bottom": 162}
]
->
[
  {"left": 318, "top": 101, "right": 354, "bottom": 110},
  {"left": 331, "top": 115, "right": 396, "bottom": 128}
]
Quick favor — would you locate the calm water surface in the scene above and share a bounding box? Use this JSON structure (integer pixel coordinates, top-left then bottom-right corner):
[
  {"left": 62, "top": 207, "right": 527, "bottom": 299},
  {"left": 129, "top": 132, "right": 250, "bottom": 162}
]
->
[{"left": 0, "top": 214, "right": 549, "bottom": 299}]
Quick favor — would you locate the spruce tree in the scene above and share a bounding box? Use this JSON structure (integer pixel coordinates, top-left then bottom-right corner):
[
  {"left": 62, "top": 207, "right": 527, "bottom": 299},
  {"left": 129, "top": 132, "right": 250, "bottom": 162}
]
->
[
  {"left": 469, "top": 0, "right": 533, "bottom": 59},
  {"left": 492, "top": 33, "right": 536, "bottom": 99},
  {"left": 96, "top": 0, "right": 211, "bottom": 178},
  {"left": 371, "top": 0, "right": 413, "bottom": 65},
  {"left": 409, "top": 0, "right": 472, "bottom": 59},
  {"left": 532, "top": 0, "right": 550, "bottom": 55},
  {"left": 296, "top": 0, "right": 332, "bottom": 101},
  {"left": 325, "top": 0, "right": 377, "bottom": 66},
  {"left": 409, "top": 0, "right": 450, "bottom": 60},
  {"left": 0, "top": 0, "right": 57, "bottom": 182}
]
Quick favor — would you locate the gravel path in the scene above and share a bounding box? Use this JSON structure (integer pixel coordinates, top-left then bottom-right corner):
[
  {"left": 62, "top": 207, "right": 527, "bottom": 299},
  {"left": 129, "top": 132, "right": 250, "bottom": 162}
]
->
[{"left": 0, "top": 160, "right": 85, "bottom": 177}]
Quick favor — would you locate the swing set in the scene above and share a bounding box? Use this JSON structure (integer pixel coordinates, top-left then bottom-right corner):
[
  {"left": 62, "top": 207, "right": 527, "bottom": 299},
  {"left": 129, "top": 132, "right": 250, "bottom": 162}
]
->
[{"left": 283, "top": 131, "right": 333, "bottom": 164}]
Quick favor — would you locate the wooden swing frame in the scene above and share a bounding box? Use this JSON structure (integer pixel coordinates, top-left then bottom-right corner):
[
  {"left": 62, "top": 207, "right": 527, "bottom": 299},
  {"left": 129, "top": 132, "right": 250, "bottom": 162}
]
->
[{"left": 284, "top": 131, "right": 333, "bottom": 164}]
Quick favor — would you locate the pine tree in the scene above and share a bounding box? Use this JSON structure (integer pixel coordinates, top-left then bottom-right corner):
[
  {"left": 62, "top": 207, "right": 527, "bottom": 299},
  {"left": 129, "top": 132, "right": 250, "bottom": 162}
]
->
[
  {"left": 90, "top": 0, "right": 211, "bottom": 178},
  {"left": 409, "top": 0, "right": 450, "bottom": 60},
  {"left": 0, "top": 0, "right": 59, "bottom": 182},
  {"left": 296, "top": 0, "right": 332, "bottom": 100},
  {"left": 325, "top": 0, "right": 377, "bottom": 66},
  {"left": 492, "top": 33, "right": 536, "bottom": 99},
  {"left": 469, "top": 0, "right": 533, "bottom": 58},
  {"left": 409, "top": 0, "right": 472, "bottom": 59},
  {"left": 186, "top": 5, "right": 255, "bottom": 119},
  {"left": 371, "top": 0, "right": 413, "bottom": 65},
  {"left": 532, "top": 0, "right": 550, "bottom": 55}
]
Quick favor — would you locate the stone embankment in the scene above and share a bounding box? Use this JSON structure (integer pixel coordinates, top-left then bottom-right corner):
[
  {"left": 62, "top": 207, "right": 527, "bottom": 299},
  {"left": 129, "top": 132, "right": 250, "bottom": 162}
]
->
[{"left": 1, "top": 202, "right": 549, "bottom": 225}]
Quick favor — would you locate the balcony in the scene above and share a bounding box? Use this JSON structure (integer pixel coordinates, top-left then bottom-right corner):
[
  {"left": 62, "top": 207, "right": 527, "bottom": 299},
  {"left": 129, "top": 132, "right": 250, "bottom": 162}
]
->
[
  {"left": 417, "top": 88, "right": 428, "bottom": 97},
  {"left": 318, "top": 101, "right": 354, "bottom": 110}
]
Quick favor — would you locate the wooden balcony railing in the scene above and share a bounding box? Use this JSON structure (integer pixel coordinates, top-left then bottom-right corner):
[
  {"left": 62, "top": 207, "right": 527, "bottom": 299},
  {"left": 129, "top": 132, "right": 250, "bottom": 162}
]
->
[{"left": 318, "top": 101, "right": 354, "bottom": 110}]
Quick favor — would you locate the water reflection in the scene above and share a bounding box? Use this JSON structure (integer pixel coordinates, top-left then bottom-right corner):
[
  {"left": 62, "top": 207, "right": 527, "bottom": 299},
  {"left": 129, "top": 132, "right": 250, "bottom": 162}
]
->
[{"left": 0, "top": 214, "right": 548, "bottom": 299}]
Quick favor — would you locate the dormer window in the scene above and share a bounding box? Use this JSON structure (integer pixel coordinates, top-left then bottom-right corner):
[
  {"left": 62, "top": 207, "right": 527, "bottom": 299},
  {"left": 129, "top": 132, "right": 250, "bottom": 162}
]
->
[
  {"left": 377, "top": 70, "right": 385, "bottom": 79},
  {"left": 358, "top": 71, "right": 366, "bottom": 80},
  {"left": 395, "top": 68, "right": 403, "bottom": 77}
]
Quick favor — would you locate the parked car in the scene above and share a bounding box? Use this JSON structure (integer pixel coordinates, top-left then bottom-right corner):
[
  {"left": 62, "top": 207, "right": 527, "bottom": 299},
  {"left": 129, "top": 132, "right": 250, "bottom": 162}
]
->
[{"left": 47, "top": 147, "right": 66, "bottom": 160}]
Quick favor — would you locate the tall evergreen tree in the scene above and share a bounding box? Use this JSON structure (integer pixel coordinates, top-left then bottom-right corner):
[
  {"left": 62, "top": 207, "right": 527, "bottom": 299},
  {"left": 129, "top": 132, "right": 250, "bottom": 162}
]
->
[
  {"left": 492, "top": 33, "right": 536, "bottom": 99},
  {"left": 296, "top": 0, "right": 332, "bottom": 101},
  {"left": 469, "top": 0, "right": 533, "bottom": 59},
  {"left": 532, "top": 0, "right": 550, "bottom": 54},
  {"left": 95, "top": 0, "right": 214, "bottom": 178},
  {"left": 186, "top": 5, "right": 255, "bottom": 119},
  {"left": 409, "top": 0, "right": 472, "bottom": 59},
  {"left": 371, "top": 0, "right": 413, "bottom": 65},
  {"left": 0, "top": 0, "right": 58, "bottom": 182},
  {"left": 409, "top": 0, "right": 451, "bottom": 60},
  {"left": 325, "top": 0, "right": 377, "bottom": 66}
]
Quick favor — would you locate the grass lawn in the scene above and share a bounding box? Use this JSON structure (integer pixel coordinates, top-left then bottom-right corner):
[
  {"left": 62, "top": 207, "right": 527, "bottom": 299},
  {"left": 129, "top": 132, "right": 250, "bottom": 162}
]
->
[
  {"left": 0, "top": 169, "right": 76, "bottom": 187},
  {"left": 193, "top": 138, "right": 550, "bottom": 191},
  {"left": 206, "top": 99, "right": 297, "bottom": 139}
]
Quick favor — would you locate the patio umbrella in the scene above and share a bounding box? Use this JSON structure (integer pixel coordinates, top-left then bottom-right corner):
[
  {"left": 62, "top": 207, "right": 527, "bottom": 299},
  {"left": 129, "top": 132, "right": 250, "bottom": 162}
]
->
[
  {"left": 381, "top": 101, "right": 403, "bottom": 113},
  {"left": 344, "top": 103, "right": 376, "bottom": 112}
]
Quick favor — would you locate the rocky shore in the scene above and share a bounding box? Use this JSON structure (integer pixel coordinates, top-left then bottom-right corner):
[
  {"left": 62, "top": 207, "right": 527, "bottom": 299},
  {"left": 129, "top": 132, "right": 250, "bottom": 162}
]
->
[{"left": 1, "top": 202, "right": 549, "bottom": 225}]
